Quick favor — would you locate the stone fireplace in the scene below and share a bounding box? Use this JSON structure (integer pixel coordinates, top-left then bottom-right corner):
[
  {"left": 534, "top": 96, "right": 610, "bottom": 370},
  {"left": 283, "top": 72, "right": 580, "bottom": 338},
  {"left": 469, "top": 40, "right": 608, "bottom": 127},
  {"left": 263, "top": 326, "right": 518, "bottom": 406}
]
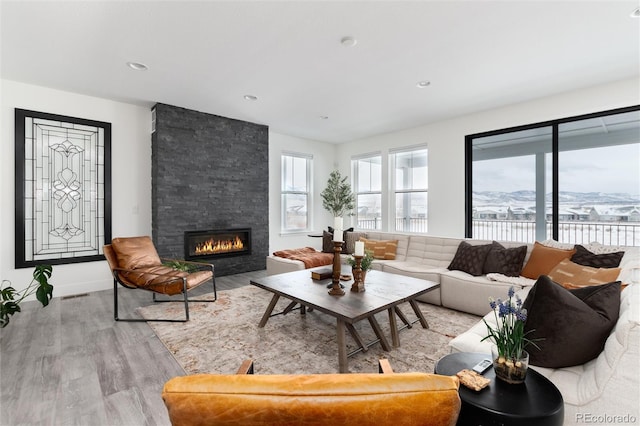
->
[{"left": 151, "top": 103, "right": 268, "bottom": 276}]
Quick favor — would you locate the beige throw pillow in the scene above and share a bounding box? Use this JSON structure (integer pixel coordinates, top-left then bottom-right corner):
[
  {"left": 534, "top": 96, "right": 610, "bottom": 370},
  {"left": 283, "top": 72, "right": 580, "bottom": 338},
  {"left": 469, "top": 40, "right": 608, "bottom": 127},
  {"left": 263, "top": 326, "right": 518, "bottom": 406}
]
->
[{"left": 547, "top": 259, "right": 622, "bottom": 290}]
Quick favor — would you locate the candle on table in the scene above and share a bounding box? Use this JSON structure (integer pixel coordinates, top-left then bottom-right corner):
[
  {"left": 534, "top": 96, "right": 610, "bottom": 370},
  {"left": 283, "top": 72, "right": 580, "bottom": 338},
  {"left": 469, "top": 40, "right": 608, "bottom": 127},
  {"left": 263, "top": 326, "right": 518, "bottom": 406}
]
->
[
  {"left": 333, "top": 217, "right": 343, "bottom": 242},
  {"left": 354, "top": 241, "right": 365, "bottom": 257}
]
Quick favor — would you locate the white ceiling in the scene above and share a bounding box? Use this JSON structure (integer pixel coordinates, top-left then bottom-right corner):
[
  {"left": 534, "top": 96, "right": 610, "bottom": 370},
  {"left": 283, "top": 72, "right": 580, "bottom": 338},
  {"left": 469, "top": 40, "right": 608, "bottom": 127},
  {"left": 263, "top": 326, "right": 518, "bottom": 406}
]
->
[{"left": 1, "top": 1, "right": 639, "bottom": 143}]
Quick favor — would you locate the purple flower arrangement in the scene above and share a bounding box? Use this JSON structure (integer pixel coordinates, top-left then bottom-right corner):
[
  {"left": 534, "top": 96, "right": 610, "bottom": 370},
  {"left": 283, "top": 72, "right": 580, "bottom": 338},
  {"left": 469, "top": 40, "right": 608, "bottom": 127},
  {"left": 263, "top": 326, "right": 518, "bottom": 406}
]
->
[{"left": 482, "top": 286, "right": 538, "bottom": 361}]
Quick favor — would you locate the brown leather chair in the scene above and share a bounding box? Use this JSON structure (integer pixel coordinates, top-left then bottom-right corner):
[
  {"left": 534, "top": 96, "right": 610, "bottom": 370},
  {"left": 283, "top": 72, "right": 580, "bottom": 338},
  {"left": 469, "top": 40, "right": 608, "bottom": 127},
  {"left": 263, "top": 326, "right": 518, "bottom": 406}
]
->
[
  {"left": 104, "top": 236, "right": 216, "bottom": 322},
  {"left": 162, "top": 359, "right": 461, "bottom": 426}
]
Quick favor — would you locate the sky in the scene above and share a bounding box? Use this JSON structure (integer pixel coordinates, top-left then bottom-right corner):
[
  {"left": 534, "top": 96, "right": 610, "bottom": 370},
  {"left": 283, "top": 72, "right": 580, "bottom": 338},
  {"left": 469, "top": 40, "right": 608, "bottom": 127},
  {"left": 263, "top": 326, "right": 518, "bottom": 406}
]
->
[{"left": 474, "top": 144, "right": 640, "bottom": 197}]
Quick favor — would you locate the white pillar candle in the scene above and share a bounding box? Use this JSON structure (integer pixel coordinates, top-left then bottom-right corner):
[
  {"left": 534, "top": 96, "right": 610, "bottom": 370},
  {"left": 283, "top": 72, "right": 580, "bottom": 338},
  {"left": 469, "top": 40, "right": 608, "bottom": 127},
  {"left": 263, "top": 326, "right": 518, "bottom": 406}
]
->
[
  {"left": 354, "top": 241, "right": 365, "bottom": 257},
  {"left": 333, "top": 217, "right": 343, "bottom": 242}
]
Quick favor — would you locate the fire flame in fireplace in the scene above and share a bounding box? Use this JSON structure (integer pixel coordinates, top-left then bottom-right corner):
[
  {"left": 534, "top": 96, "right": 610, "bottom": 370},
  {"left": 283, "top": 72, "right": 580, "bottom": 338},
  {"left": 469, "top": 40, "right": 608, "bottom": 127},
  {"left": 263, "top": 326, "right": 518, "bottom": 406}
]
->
[{"left": 194, "top": 236, "right": 244, "bottom": 255}]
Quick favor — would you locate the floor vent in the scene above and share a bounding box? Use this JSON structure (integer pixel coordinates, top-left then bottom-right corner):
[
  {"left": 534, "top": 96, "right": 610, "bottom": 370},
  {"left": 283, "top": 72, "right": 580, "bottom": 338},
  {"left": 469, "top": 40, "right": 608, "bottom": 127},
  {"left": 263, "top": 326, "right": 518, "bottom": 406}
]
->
[{"left": 61, "top": 293, "right": 90, "bottom": 300}]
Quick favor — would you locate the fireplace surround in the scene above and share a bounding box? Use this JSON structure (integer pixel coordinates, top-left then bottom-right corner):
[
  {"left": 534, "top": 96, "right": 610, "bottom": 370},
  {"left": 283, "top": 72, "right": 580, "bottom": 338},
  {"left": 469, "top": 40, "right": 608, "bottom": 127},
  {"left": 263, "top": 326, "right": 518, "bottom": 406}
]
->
[{"left": 151, "top": 103, "right": 268, "bottom": 276}]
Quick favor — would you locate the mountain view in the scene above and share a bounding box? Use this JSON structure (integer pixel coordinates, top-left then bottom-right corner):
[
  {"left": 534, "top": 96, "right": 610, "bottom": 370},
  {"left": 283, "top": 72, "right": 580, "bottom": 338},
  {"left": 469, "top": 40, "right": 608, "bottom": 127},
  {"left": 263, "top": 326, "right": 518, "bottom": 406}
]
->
[{"left": 473, "top": 191, "right": 640, "bottom": 209}]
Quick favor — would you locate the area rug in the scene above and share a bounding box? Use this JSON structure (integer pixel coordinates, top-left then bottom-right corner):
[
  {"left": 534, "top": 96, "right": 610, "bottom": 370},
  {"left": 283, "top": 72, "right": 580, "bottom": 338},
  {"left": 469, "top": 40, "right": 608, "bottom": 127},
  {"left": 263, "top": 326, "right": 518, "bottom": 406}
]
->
[{"left": 138, "top": 285, "right": 481, "bottom": 375}]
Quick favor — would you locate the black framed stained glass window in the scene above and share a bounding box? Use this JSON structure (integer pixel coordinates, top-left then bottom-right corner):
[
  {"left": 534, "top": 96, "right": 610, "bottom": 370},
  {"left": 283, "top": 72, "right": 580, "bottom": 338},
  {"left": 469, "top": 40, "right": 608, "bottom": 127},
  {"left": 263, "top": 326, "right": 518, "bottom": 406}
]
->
[{"left": 15, "top": 109, "right": 112, "bottom": 268}]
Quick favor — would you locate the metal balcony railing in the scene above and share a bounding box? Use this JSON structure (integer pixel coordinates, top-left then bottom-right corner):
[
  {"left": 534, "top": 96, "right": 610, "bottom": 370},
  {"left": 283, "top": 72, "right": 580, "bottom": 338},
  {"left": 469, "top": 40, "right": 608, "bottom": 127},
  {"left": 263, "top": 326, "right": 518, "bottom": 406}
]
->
[
  {"left": 357, "top": 217, "right": 428, "bottom": 233},
  {"left": 357, "top": 217, "right": 640, "bottom": 246},
  {"left": 472, "top": 219, "right": 640, "bottom": 247}
]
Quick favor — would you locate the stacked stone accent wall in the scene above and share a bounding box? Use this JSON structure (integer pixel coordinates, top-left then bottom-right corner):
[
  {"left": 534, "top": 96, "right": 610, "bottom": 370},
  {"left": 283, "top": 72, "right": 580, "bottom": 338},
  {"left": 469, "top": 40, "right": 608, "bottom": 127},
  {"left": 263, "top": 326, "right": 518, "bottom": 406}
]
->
[{"left": 151, "top": 103, "right": 268, "bottom": 276}]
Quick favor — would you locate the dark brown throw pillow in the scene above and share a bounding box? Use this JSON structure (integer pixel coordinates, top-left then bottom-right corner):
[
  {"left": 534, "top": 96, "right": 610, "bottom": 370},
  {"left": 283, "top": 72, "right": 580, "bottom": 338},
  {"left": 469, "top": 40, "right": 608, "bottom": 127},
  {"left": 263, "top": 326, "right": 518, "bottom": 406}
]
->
[
  {"left": 448, "top": 241, "right": 493, "bottom": 276},
  {"left": 522, "top": 275, "right": 621, "bottom": 368},
  {"left": 571, "top": 244, "right": 624, "bottom": 268},
  {"left": 323, "top": 227, "right": 353, "bottom": 253},
  {"left": 322, "top": 231, "right": 334, "bottom": 253},
  {"left": 483, "top": 241, "right": 528, "bottom": 277}
]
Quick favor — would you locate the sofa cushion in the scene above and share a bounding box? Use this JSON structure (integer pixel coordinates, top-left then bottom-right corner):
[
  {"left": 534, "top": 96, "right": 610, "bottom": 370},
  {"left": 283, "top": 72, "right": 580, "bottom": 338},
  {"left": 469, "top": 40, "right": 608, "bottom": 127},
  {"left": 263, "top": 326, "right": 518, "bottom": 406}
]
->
[
  {"left": 405, "top": 236, "right": 465, "bottom": 268},
  {"left": 361, "top": 238, "right": 399, "bottom": 260},
  {"left": 522, "top": 275, "right": 620, "bottom": 368},
  {"left": 447, "top": 241, "right": 492, "bottom": 276},
  {"left": 483, "top": 241, "right": 527, "bottom": 277},
  {"left": 381, "top": 262, "right": 445, "bottom": 283},
  {"left": 440, "top": 271, "right": 517, "bottom": 316},
  {"left": 547, "top": 259, "right": 621, "bottom": 290},
  {"left": 571, "top": 244, "right": 624, "bottom": 268},
  {"left": 520, "top": 242, "right": 576, "bottom": 279}
]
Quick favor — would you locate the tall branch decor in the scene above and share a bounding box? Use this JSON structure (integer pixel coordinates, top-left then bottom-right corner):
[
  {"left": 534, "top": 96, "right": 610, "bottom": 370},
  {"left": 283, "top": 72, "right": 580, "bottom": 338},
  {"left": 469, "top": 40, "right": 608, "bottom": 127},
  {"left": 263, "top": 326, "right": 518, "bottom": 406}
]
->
[{"left": 320, "top": 170, "right": 355, "bottom": 217}]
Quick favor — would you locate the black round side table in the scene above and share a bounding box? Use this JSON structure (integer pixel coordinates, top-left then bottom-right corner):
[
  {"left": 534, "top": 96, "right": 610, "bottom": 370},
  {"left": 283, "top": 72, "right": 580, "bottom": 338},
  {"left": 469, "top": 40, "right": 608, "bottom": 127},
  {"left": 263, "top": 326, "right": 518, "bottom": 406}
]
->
[{"left": 434, "top": 352, "right": 564, "bottom": 426}]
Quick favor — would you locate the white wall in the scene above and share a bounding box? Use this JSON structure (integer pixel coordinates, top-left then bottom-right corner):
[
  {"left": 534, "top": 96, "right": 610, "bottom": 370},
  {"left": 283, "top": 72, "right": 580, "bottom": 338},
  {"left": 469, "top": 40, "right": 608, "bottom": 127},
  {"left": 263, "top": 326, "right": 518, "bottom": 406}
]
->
[
  {"left": 268, "top": 131, "right": 336, "bottom": 252},
  {"left": 1, "top": 79, "right": 153, "bottom": 299},
  {"left": 2, "top": 77, "right": 637, "bottom": 298},
  {"left": 336, "top": 77, "right": 639, "bottom": 238}
]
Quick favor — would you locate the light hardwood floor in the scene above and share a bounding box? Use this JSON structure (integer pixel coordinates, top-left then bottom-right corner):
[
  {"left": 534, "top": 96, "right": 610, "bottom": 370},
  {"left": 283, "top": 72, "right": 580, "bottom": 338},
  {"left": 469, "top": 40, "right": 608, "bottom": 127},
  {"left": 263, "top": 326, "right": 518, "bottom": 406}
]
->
[{"left": 0, "top": 269, "right": 266, "bottom": 426}]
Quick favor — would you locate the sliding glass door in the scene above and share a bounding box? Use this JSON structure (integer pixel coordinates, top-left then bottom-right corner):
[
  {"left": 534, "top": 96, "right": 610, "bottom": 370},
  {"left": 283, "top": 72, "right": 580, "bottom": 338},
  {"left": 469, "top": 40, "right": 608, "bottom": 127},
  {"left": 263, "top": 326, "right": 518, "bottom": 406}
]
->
[
  {"left": 466, "top": 106, "right": 640, "bottom": 246},
  {"left": 469, "top": 127, "right": 552, "bottom": 242},
  {"left": 557, "top": 110, "right": 640, "bottom": 246}
]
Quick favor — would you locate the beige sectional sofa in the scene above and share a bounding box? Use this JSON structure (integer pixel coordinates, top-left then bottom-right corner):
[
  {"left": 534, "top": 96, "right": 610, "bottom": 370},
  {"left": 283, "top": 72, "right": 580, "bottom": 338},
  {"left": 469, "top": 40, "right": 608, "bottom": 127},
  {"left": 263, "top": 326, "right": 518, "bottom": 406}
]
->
[
  {"left": 268, "top": 231, "right": 538, "bottom": 316},
  {"left": 266, "top": 231, "right": 640, "bottom": 424}
]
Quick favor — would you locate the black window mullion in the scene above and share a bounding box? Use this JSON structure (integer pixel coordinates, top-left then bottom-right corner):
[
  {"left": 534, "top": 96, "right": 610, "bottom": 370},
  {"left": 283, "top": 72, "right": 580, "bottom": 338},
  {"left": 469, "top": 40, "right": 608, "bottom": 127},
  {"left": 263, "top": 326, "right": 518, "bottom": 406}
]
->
[{"left": 552, "top": 124, "right": 559, "bottom": 241}]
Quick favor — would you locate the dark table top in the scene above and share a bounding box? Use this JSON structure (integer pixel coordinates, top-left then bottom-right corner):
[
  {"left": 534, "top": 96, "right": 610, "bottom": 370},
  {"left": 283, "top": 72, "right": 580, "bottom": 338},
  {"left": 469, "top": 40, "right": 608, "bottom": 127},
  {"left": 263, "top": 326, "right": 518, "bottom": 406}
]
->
[
  {"left": 250, "top": 267, "right": 439, "bottom": 323},
  {"left": 435, "top": 352, "right": 564, "bottom": 426}
]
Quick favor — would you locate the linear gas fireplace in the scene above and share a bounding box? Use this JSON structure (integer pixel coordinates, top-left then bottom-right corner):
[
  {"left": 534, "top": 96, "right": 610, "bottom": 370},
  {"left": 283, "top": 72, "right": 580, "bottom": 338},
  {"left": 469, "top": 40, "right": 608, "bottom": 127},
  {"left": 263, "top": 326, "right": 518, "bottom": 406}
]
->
[{"left": 184, "top": 228, "right": 251, "bottom": 260}]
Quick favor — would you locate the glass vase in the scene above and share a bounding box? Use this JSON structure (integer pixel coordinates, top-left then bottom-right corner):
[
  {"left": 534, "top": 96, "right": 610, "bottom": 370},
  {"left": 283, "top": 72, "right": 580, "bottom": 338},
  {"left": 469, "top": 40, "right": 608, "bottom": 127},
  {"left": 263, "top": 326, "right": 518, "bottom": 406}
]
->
[{"left": 491, "top": 345, "right": 529, "bottom": 384}]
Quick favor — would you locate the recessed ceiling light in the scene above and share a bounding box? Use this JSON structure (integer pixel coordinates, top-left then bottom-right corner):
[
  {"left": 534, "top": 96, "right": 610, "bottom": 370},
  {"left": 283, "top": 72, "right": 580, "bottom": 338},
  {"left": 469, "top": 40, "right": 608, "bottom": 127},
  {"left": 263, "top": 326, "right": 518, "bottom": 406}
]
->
[
  {"left": 244, "top": 95, "right": 258, "bottom": 101},
  {"left": 127, "top": 61, "right": 148, "bottom": 71},
  {"left": 341, "top": 36, "right": 357, "bottom": 47},
  {"left": 631, "top": 7, "right": 640, "bottom": 18},
  {"left": 416, "top": 81, "right": 431, "bottom": 88}
]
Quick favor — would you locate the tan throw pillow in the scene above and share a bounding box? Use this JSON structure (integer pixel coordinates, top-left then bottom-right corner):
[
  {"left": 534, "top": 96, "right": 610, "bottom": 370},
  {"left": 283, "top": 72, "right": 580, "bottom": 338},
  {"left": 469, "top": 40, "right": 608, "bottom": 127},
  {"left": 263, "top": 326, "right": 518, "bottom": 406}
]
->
[
  {"left": 361, "top": 238, "right": 398, "bottom": 260},
  {"left": 521, "top": 241, "right": 576, "bottom": 279},
  {"left": 111, "top": 236, "right": 162, "bottom": 270},
  {"left": 547, "top": 259, "right": 622, "bottom": 290}
]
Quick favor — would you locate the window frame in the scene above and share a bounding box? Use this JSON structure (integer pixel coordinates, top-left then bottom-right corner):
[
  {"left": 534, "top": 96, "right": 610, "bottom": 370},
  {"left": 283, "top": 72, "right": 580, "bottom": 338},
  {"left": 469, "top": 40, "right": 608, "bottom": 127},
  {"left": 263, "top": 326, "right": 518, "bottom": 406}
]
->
[
  {"left": 281, "top": 151, "right": 313, "bottom": 234},
  {"left": 351, "top": 153, "right": 383, "bottom": 231},
  {"left": 390, "top": 145, "right": 429, "bottom": 233}
]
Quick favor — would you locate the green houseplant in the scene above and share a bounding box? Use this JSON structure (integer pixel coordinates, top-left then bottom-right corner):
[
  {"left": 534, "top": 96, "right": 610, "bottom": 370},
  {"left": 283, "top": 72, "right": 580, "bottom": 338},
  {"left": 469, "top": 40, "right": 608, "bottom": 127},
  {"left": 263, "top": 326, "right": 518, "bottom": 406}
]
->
[
  {"left": 347, "top": 249, "right": 374, "bottom": 272},
  {"left": 320, "top": 170, "right": 356, "bottom": 217},
  {"left": 0, "top": 265, "right": 54, "bottom": 328}
]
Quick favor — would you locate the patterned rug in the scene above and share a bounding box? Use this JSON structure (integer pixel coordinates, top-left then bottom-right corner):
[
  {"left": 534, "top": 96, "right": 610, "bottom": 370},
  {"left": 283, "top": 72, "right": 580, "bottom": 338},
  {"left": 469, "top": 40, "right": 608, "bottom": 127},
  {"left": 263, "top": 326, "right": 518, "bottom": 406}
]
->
[{"left": 138, "top": 285, "right": 480, "bottom": 375}]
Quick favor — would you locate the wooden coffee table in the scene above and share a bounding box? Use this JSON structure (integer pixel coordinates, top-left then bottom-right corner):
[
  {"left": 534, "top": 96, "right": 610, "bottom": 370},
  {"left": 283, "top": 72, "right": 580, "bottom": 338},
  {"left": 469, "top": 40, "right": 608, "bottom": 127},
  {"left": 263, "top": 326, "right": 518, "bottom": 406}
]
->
[{"left": 250, "top": 268, "right": 440, "bottom": 373}]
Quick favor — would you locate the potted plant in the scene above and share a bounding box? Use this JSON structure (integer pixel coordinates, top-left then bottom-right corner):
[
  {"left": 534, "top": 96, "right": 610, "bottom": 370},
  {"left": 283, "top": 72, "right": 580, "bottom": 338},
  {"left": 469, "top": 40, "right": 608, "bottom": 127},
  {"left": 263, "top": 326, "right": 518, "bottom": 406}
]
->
[
  {"left": 320, "top": 170, "right": 356, "bottom": 230},
  {"left": 0, "top": 265, "right": 54, "bottom": 328},
  {"left": 481, "top": 286, "right": 539, "bottom": 384},
  {"left": 347, "top": 249, "right": 374, "bottom": 282}
]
